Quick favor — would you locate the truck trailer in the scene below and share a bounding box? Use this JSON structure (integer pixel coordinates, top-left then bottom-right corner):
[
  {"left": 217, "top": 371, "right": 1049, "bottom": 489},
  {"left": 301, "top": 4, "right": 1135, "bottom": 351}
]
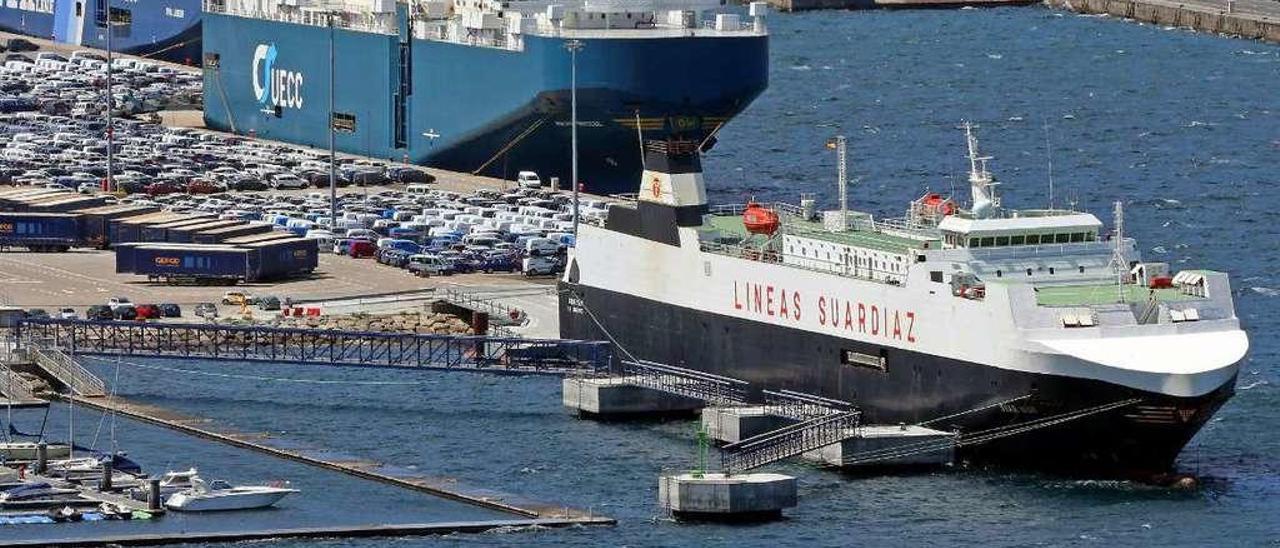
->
[{"left": 0, "top": 213, "right": 83, "bottom": 252}]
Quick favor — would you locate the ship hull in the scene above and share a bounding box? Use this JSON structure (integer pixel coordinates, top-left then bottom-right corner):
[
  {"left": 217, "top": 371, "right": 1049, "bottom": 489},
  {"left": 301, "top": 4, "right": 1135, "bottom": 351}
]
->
[
  {"left": 201, "top": 13, "right": 769, "bottom": 195},
  {"left": 53, "top": 0, "right": 202, "bottom": 65},
  {"left": 559, "top": 281, "right": 1234, "bottom": 475},
  {"left": 0, "top": 7, "right": 54, "bottom": 39}
]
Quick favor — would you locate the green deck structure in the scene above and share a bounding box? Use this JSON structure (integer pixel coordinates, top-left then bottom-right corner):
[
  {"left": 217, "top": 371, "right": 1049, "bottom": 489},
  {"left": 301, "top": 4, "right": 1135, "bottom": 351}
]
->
[
  {"left": 704, "top": 214, "right": 933, "bottom": 255},
  {"left": 1032, "top": 284, "right": 1203, "bottom": 307}
]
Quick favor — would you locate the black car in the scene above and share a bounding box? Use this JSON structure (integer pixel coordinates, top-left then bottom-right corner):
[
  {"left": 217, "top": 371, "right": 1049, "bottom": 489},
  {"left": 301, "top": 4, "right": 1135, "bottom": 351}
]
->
[
  {"left": 23, "top": 308, "right": 49, "bottom": 319},
  {"left": 387, "top": 167, "right": 435, "bottom": 184},
  {"left": 230, "top": 178, "right": 269, "bottom": 191},
  {"left": 256, "top": 296, "right": 281, "bottom": 311},
  {"left": 158, "top": 303, "right": 182, "bottom": 318},
  {"left": 4, "top": 38, "right": 37, "bottom": 52},
  {"left": 86, "top": 305, "right": 114, "bottom": 321},
  {"left": 113, "top": 306, "right": 138, "bottom": 321}
]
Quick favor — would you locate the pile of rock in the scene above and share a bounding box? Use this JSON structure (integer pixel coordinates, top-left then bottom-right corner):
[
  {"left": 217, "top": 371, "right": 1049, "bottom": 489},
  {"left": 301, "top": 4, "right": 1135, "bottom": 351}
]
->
[{"left": 216, "top": 310, "right": 474, "bottom": 335}]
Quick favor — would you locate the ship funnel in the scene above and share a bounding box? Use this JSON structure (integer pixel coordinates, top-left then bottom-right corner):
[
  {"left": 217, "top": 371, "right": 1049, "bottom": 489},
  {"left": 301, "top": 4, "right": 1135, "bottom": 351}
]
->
[{"left": 638, "top": 139, "right": 707, "bottom": 210}]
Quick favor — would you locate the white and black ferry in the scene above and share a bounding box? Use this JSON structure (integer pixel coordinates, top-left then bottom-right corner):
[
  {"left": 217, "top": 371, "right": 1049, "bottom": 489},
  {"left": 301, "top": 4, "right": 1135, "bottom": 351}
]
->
[{"left": 559, "top": 128, "right": 1249, "bottom": 475}]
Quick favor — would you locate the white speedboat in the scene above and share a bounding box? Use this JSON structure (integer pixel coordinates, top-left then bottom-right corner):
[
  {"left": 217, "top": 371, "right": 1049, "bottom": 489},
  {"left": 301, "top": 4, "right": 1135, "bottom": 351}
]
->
[
  {"left": 131, "top": 468, "right": 199, "bottom": 502},
  {"left": 0, "top": 482, "right": 81, "bottom": 503},
  {"left": 165, "top": 476, "right": 298, "bottom": 512}
]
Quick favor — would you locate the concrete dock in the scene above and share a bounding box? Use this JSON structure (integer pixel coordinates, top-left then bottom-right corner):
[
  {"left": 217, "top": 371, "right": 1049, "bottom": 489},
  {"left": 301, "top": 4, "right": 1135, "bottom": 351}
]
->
[
  {"left": 767, "top": 0, "right": 1034, "bottom": 12},
  {"left": 1046, "top": 0, "right": 1280, "bottom": 43},
  {"left": 63, "top": 394, "right": 613, "bottom": 525}
]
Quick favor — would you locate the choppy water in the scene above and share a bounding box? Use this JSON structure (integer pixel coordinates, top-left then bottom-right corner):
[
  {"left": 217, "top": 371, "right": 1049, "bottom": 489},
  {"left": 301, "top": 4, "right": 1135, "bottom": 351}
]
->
[{"left": 12, "top": 6, "right": 1280, "bottom": 546}]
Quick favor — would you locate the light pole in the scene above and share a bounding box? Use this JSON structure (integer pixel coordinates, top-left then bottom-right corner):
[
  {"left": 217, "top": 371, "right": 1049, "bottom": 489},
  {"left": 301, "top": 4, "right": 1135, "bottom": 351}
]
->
[
  {"left": 105, "top": 9, "right": 114, "bottom": 192},
  {"left": 564, "top": 39, "right": 584, "bottom": 237},
  {"left": 327, "top": 12, "right": 338, "bottom": 233}
]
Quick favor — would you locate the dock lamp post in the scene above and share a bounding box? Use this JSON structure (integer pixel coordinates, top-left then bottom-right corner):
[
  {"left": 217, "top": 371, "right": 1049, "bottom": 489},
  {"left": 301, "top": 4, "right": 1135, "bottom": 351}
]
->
[
  {"left": 564, "top": 39, "right": 584, "bottom": 237},
  {"left": 327, "top": 11, "right": 339, "bottom": 234},
  {"left": 102, "top": 7, "right": 116, "bottom": 192}
]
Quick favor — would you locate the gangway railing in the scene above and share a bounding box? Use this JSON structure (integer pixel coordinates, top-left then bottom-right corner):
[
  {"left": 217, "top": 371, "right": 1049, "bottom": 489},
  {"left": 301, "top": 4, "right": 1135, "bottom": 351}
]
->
[
  {"left": 0, "top": 363, "right": 39, "bottom": 401},
  {"left": 720, "top": 410, "right": 861, "bottom": 474},
  {"left": 25, "top": 340, "right": 106, "bottom": 397},
  {"left": 440, "top": 288, "right": 528, "bottom": 326},
  {"left": 762, "top": 389, "right": 856, "bottom": 421},
  {"left": 14, "top": 319, "right": 612, "bottom": 375},
  {"left": 617, "top": 359, "right": 749, "bottom": 407}
]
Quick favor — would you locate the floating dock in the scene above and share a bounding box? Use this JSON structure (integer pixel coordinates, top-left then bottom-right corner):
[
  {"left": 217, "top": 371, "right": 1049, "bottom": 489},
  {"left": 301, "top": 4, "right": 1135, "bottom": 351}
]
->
[{"left": 1046, "top": 0, "right": 1280, "bottom": 43}]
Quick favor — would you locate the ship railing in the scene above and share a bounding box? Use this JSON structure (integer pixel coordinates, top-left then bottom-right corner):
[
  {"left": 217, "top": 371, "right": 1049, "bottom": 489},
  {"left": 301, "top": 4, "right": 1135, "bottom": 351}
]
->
[
  {"left": 204, "top": 0, "right": 398, "bottom": 35},
  {"left": 697, "top": 239, "right": 908, "bottom": 286},
  {"left": 720, "top": 410, "right": 860, "bottom": 473}
]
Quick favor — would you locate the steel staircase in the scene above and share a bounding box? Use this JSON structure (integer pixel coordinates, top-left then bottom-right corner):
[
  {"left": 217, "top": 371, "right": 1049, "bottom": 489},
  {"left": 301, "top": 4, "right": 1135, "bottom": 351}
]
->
[{"left": 720, "top": 410, "right": 861, "bottom": 474}]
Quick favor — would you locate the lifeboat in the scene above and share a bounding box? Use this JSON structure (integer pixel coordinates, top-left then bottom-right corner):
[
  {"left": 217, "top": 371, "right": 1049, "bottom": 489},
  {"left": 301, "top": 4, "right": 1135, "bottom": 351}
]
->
[
  {"left": 742, "top": 201, "right": 780, "bottom": 235},
  {"left": 919, "top": 193, "right": 957, "bottom": 216}
]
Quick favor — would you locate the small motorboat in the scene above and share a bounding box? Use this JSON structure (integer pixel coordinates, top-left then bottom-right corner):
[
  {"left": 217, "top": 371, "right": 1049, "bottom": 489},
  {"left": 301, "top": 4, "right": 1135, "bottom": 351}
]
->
[
  {"left": 165, "top": 476, "right": 298, "bottom": 512},
  {"left": 130, "top": 468, "right": 199, "bottom": 502}
]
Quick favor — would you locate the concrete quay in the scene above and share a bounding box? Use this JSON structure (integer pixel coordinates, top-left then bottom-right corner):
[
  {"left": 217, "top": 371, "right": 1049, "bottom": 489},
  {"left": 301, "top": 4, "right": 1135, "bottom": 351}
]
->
[
  {"left": 563, "top": 376, "right": 704, "bottom": 417},
  {"left": 766, "top": 0, "right": 1034, "bottom": 12},
  {"left": 1046, "top": 0, "right": 1280, "bottom": 43},
  {"left": 658, "top": 472, "right": 798, "bottom": 521}
]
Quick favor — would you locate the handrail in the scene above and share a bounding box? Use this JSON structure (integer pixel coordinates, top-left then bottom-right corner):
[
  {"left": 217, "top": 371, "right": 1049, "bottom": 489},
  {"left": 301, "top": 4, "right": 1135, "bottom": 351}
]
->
[{"left": 25, "top": 342, "right": 106, "bottom": 397}]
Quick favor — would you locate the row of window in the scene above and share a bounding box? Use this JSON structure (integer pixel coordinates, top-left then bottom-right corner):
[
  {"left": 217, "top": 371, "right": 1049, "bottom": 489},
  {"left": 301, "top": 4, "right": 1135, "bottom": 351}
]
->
[{"left": 944, "top": 232, "right": 1097, "bottom": 248}]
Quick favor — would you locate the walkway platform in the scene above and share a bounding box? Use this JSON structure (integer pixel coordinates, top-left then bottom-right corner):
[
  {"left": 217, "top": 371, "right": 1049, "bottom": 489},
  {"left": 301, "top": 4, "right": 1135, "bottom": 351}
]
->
[
  {"left": 805, "top": 425, "right": 956, "bottom": 469},
  {"left": 0, "top": 518, "right": 601, "bottom": 547},
  {"left": 563, "top": 376, "right": 704, "bottom": 417},
  {"left": 66, "top": 394, "right": 613, "bottom": 525}
]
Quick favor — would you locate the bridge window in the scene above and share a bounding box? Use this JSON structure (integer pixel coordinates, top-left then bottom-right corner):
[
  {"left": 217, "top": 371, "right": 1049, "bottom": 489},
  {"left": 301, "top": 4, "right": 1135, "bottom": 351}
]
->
[
  {"left": 1026, "top": 234, "right": 1040, "bottom": 245},
  {"left": 968, "top": 238, "right": 979, "bottom": 247},
  {"left": 1054, "top": 234, "right": 1069, "bottom": 244},
  {"left": 979, "top": 237, "right": 994, "bottom": 247},
  {"left": 1070, "top": 232, "right": 1085, "bottom": 243},
  {"left": 1086, "top": 232, "right": 1097, "bottom": 242},
  {"left": 1010, "top": 235, "right": 1025, "bottom": 245},
  {"left": 995, "top": 236, "right": 1009, "bottom": 246}
]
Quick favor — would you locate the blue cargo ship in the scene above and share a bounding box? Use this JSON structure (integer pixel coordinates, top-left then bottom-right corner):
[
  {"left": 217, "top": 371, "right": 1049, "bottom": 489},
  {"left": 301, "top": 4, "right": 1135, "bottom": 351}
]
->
[
  {"left": 201, "top": 0, "right": 770, "bottom": 195},
  {"left": 1, "top": 1, "right": 201, "bottom": 64},
  {"left": 0, "top": 0, "right": 55, "bottom": 39}
]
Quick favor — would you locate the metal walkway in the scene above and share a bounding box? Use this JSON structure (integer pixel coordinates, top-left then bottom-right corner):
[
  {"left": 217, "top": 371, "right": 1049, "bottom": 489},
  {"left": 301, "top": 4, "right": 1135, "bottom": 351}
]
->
[
  {"left": 721, "top": 411, "right": 861, "bottom": 474},
  {"left": 612, "top": 359, "right": 864, "bottom": 472},
  {"left": 24, "top": 342, "right": 106, "bottom": 396},
  {"left": 15, "top": 319, "right": 612, "bottom": 375}
]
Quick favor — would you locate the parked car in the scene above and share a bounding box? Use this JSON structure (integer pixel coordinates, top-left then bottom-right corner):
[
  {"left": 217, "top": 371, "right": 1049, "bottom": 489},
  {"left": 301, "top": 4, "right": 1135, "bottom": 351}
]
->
[
  {"left": 135, "top": 304, "right": 161, "bottom": 320},
  {"left": 221, "top": 291, "right": 255, "bottom": 306},
  {"left": 107, "top": 296, "right": 133, "bottom": 312},
  {"left": 158, "top": 303, "right": 182, "bottom": 318},
  {"left": 516, "top": 171, "right": 541, "bottom": 189},
  {"left": 522, "top": 256, "right": 560, "bottom": 276},
  {"left": 57, "top": 307, "right": 78, "bottom": 320},
  {"left": 407, "top": 254, "right": 453, "bottom": 277},
  {"left": 349, "top": 240, "right": 377, "bottom": 258},
  {"left": 86, "top": 305, "right": 114, "bottom": 321},
  {"left": 256, "top": 296, "right": 281, "bottom": 311},
  {"left": 194, "top": 303, "right": 218, "bottom": 319},
  {"left": 113, "top": 306, "right": 138, "bottom": 320},
  {"left": 23, "top": 308, "right": 49, "bottom": 319}
]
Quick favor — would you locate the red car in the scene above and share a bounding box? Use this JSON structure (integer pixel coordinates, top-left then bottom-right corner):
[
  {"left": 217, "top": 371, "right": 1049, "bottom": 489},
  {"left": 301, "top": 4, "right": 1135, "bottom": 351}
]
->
[
  {"left": 185, "top": 179, "right": 222, "bottom": 194},
  {"left": 349, "top": 240, "right": 377, "bottom": 258},
  {"left": 134, "top": 304, "right": 162, "bottom": 320},
  {"left": 145, "top": 182, "right": 181, "bottom": 196}
]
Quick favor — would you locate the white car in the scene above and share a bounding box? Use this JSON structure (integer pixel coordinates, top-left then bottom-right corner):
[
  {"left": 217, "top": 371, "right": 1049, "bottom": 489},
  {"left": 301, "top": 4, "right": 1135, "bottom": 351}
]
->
[
  {"left": 270, "top": 174, "right": 308, "bottom": 190},
  {"left": 58, "top": 308, "right": 78, "bottom": 320},
  {"left": 107, "top": 297, "right": 133, "bottom": 313},
  {"left": 522, "top": 256, "right": 560, "bottom": 276},
  {"left": 516, "top": 171, "right": 542, "bottom": 189}
]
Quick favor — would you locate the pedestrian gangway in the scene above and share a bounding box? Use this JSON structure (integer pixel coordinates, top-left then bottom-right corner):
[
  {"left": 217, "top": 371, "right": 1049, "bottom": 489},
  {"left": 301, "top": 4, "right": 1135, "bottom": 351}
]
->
[
  {"left": 14, "top": 318, "right": 612, "bottom": 375},
  {"left": 25, "top": 341, "right": 107, "bottom": 396},
  {"left": 617, "top": 359, "right": 750, "bottom": 407},
  {"left": 610, "top": 359, "right": 864, "bottom": 473},
  {"left": 720, "top": 410, "right": 861, "bottom": 474}
]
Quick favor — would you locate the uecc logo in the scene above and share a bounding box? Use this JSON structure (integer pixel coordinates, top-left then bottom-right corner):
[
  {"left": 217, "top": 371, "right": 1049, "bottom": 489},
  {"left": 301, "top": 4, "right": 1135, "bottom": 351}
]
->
[{"left": 252, "top": 43, "right": 304, "bottom": 110}]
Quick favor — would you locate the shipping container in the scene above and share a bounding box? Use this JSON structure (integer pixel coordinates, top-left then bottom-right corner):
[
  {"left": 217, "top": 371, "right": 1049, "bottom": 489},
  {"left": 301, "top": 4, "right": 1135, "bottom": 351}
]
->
[
  {"left": 0, "top": 188, "right": 66, "bottom": 208},
  {"left": 140, "top": 217, "right": 218, "bottom": 243},
  {"left": 113, "top": 243, "right": 141, "bottom": 274},
  {"left": 73, "top": 204, "right": 160, "bottom": 248},
  {"left": 244, "top": 238, "right": 319, "bottom": 281},
  {"left": 191, "top": 222, "right": 274, "bottom": 245},
  {"left": 27, "top": 196, "right": 109, "bottom": 213},
  {"left": 127, "top": 244, "right": 250, "bottom": 284},
  {"left": 0, "top": 212, "right": 83, "bottom": 251},
  {"left": 165, "top": 220, "right": 245, "bottom": 244},
  {"left": 111, "top": 212, "right": 191, "bottom": 245},
  {"left": 221, "top": 231, "right": 299, "bottom": 245},
  {"left": 6, "top": 192, "right": 78, "bottom": 212}
]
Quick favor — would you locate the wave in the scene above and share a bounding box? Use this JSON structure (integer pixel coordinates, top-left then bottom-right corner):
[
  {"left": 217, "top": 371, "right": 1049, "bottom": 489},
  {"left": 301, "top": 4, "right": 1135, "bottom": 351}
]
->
[{"left": 1249, "top": 287, "right": 1280, "bottom": 297}]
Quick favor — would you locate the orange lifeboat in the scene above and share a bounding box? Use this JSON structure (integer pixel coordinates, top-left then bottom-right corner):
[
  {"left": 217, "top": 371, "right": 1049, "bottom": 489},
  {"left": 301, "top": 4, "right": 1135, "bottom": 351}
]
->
[
  {"left": 919, "top": 193, "right": 957, "bottom": 216},
  {"left": 742, "top": 201, "right": 781, "bottom": 235}
]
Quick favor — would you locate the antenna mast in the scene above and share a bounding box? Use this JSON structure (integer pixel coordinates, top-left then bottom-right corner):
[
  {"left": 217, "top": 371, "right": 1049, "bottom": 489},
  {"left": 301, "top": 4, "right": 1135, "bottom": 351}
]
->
[
  {"left": 964, "top": 122, "right": 999, "bottom": 218},
  {"left": 837, "top": 135, "right": 847, "bottom": 228},
  {"left": 1112, "top": 201, "right": 1127, "bottom": 303}
]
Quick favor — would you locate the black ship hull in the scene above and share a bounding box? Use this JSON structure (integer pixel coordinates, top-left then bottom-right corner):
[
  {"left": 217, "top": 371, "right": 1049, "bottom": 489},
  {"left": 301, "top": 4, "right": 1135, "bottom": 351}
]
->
[{"left": 559, "top": 282, "right": 1235, "bottom": 476}]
